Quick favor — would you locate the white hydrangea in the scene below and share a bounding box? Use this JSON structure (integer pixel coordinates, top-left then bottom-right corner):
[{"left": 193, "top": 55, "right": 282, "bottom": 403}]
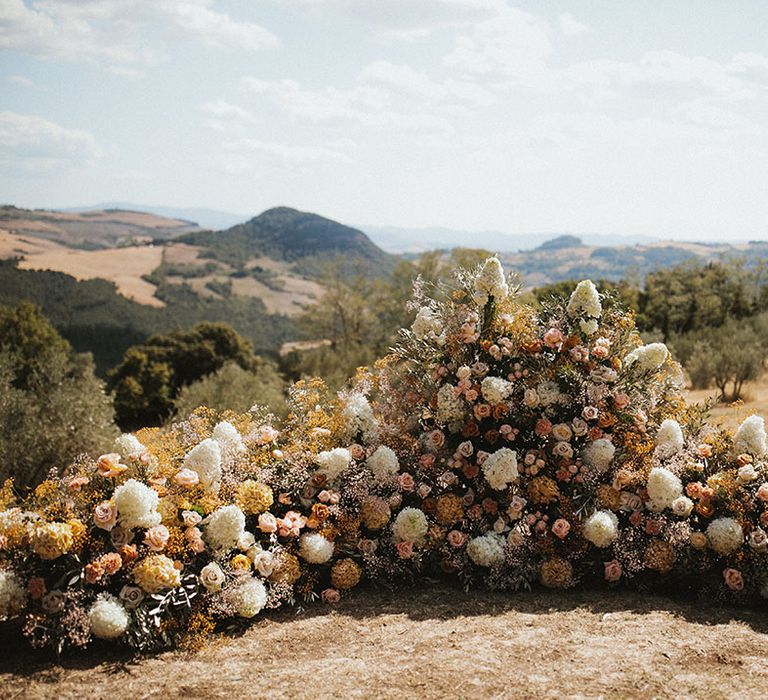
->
[
  {"left": 537, "top": 381, "right": 562, "bottom": 406},
  {"left": 0, "top": 570, "right": 27, "bottom": 621},
  {"left": 482, "top": 448, "right": 519, "bottom": 491},
  {"left": 733, "top": 415, "right": 768, "bottom": 457},
  {"left": 473, "top": 256, "right": 509, "bottom": 305},
  {"left": 481, "top": 376, "right": 513, "bottom": 405},
  {"left": 299, "top": 532, "right": 335, "bottom": 564},
  {"left": 342, "top": 392, "right": 378, "bottom": 440},
  {"left": 203, "top": 505, "right": 246, "bottom": 552},
  {"left": 112, "top": 479, "right": 161, "bottom": 530},
  {"left": 392, "top": 507, "right": 429, "bottom": 542},
  {"left": 88, "top": 593, "right": 129, "bottom": 639},
  {"left": 212, "top": 421, "right": 246, "bottom": 458},
  {"left": 366, "top": 445, "right": 399, "bottom": 480},
  {"left": 466, "top": 534, "right": 505, "bottom": 567},
  {"left": 646, "top": 467, "right": 683, "bottom": 509},
  {"left": 228, "top": 577, "right": 267, "bottom": 618},
  {"left": 706, "top": 517, "right": 744, "bottom": 555},
  {"left": 580, "top": 318, "right": 599, "bottom": 336},
  {"left": 567, "top": 280, "right": 602, "bottom": 318},
  {"left": 436, "top": 383, "right": 465, "bottom": 426},
  {"left": 581, "top": 439, "right": 616, "bottom": 473},
  {"left": 183, "top": 439, "right": 223, "bottom": 491},
  {"left": 411, "top": 306, "right": 444, "bottom": 343},
  {"left": 316, "top": 447, "right": 351, "bottom": 482},
  {"left": 655, "top": 419, "right": 685, "bottom": 458},
  {"left": 113, "top": 433, "right": 145, "bottom": 459},
  {"left": 624, "top": 343, "right": 669, "bottom": 373},
  {"left": 582, "top": 510, "right": 619, "bottom": 548}
]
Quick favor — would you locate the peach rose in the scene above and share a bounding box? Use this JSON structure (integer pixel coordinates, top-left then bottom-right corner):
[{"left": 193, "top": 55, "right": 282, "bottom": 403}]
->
[
  {"left": 613, "top": 393, "right": 630, "bottom": 410},
  {"left": 447, "top": 530, "right": 467, "bottom": 547},
  {"left": 723, "top": 568, "right": 744, "bottom": 592},
  {"left": 396, "top": 541, "right": 414, "bottom": 559},
  {"left": 173, "top": 468, "right": 200, "bottom": 488},
  {"left": 321, "top": 588, "right": 340, "bottom": 604},
  {"left": 604, "top": 559, "right": 622, "bottom": 582},
  {"left": 258, "top": 512, "right": 278, "bottom": 533},
  {"left": 756, "top": 483, "right": 768, "bottom": 503},
  {"left": 543, "top": 328, "right": 565, "bottom": 349},
  {"left": 474, "top": 403, "right": 491, "bottom": 420},
  {"left": 551, "top": 518, "right": 571, "bottom": 539},
  {"left": 399, "top": 473, "right": 415, "bottom": 492},
  {"left": 143, "top": 524, "right": 170, "bottom": 551},
  {"left": 181, "top": 510, "right": 202, "bottom": 527},
  {"left": 85, "top": 560, "right": 105, "bottom": 584},
  {"left": 427, "top": 430, "right": 445, "bottom": 449},
  {"left": 535, "top": 419, "right": 552, "bottom": 437},
  {"left": 96, "top": 453, "right": 128, "bottom": 478},
  {"left": 68, "top": 476, "right": 90, "bottom": 492},
  {"left": 101, "top": 552, "right": 123, "bottom": 575}
]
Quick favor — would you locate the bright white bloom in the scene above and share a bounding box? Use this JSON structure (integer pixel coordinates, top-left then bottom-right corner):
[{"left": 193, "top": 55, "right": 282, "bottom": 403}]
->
[
  {"left": 342, "top": 392, "right": 378, "bottom": 440},
  {"left": 567, "top": 280, "right": 602, "bottom": 318},
  {"left": 112, "top": 479, "right": 161, "bottom": 530},
  {"left": 580, "top": 318, "right": 599, "bottom": 336},
  {"left": 646, "top": 467, "right": 683, "bottom": 509},
  {"left": 482, "top": 448, "right": 519, "bottom": 491},
  {"left": 88, "top": 593, "right": 129, "bottom": 639},
  {"left": 299, "top": 532, "right": 335, "bottom": 564},
  {"left": 748, "top": 528, "right": 768, "bottom": 554},
  {"left": 113, "top": 433, "right": 145, "bottom": 459},
  {"left": 0, "top": 570, "right": 27, "bottom": 621},
  {"left": 199, "top": 562, "right": 226, "bottom": 592},
  {"left": 212, "top": 421, "right": 246, "bottom": 458},
  {"left": 473, "top": 257, "right": 509, "bottom": 305},
  {"left": 203, "top": 505, "right": 246, "bottom": 552},
  {"left": 228, "top": 577, "right": 267, "bottom": 618},
  {"left": 392, "top": 507, "right": 429, "bottom": 542},
  {"left": 582, "top": 510, "right": 619, "bottom": 548},
  {"left": 655, "top": 419, "right": 684, "bottom": 458},
  {"left": 436, "top": 384, "right": 465, "bottom": 425},
  {"left": 316, "top": 447, "right": 351, "bottom": 482},
  {"left": 366, "top": 445, "right": 399, "bottom": 480},
  {"left": 467, "top": 534, "right": 505, "bottom": 567},
  {"left": 733, "top": 415, "right": 768, "bottom": 457},
  {"left": 706, "top": 518, "right": 744, "bottom": 554},
  {"left": 481, "top": 376, "right": 513, "bottom": 405},
  {"left": 671, "top": 496, "right": 694, "bottom": 518},
  {"left": 412, "top": 306, "right": 444, "bottom": 343},
  {"left": 581, "top": 439, "right": 616, "bottom": 473},
  {"left": 624, "top": 343, "right": 669, "bottom": 373},
  {"left": 738, "top": 465, "right": 759, "bottom": 484},
  {"left": 183, "top": 439, "right": 222, "bottom": 491}
]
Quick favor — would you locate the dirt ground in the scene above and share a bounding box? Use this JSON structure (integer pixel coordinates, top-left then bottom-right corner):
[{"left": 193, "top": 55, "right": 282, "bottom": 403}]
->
[{"left": 2, "top": 586, "right": 766, "bottom": 699}]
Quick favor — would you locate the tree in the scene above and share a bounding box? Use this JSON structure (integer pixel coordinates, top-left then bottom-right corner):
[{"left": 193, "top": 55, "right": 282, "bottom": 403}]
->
[
  {"left": 109, "top": 322, "right": 260, "bottom": 429},
  {"left": 0, "top": 303, "right": 117, "bottom": 490}
]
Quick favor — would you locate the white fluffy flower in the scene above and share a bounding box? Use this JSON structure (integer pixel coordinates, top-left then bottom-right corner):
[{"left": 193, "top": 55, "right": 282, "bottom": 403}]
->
[
  {"left": 412, "top": 306, "right": 444, "bottom": 343},
  {"left": 473, "top": 257, "right": 509, "bottom": 305},
  {"left": 183, "top": 439, "right": 222, "bottom": 491},
  {"left": 436, "top": 383, "right": 465, "bottom": 426},
  {"left": 706, "top": 517, "right": 744, "bottom": 554},
  {"left": 567, "top": 280, "right": 602, "bottom": 318},
  {"left": 392, "top": 507, "right": 429, "bottom": 542},
  {"left": 228, "top": 577, "right": 267, "bottom": 618},
  {"left": 646, "top": 467, "right": 683, "bottom": 509},
  {"left": 655, "top": 419, "right": 684, "bottom": 458},
  {"left": 366, "top": 445, "right": 399, "bottom": 480},
  {"left": 316, "top": 447, "right": 351, "bottom": 482},
  {"left": 342, "top": 392, "right": 378, "bottom": 440},
  {"left": 581, "top": 439, "right": 616, "bottom": 473},
  {"left": 733, "top": 415, "right": 768, "bottom": 457},
  {"left": 299, "top": 532, "right": 335, "bottom": 564},
  {"left": 212, "top": 421, "right": 246, "bottom": 458},
  {"left": 482, "top": 448, "right": 519, "bottom": 490},
  {"left": 536, "top": 381, "right": 562, "bottom": 406},
  {"left": 580, "top": 318, "right": 599, "bottom": 335},
  {"left": 624, "top": 343, "right": 669, "bottom": 373},
  {"left": 112, "top": 479, "right": 161, "bottom": 530},
  {"left": 466, "top": 533, "right": 505, "bottom": 567},
  {"left": 203, "top": 505, "right": 246, "bottom": 552},
  {"left": 582, "top": 510, "right": 619, "bottom": 548},
  {"left": 88, "top": 593, "right": 129, "bottom": 639},
  {"left": 0, "top": 570, "right": 27, "bottom": 621},
  {"left": 113, "top": 433, "right": 145, "bottom": 459},
  {"left": 481, "top": 376, "right": 513, "bottom": 405}
]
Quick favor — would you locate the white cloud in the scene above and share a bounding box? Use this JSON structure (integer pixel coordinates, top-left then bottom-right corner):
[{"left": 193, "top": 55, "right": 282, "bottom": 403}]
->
[
  {"left": 0, "top": 0, "right": 279, "bottom": 68},
  {"left": 223, "top": 137, "right": 353, "bottom": 164},
  {"left": 8, "top": 74, "right": 34, "bottom": 86},
  {"left": 0, "top": 111, "right": 102, "bottom": 170},
  {"left": 559, "top": 13, "right": 589, "bottom": 36}
]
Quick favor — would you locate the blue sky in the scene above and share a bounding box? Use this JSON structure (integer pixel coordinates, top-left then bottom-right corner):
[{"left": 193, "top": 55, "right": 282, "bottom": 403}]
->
[{"left": 1, "top": 0, "right": 768, "bottom": 240}]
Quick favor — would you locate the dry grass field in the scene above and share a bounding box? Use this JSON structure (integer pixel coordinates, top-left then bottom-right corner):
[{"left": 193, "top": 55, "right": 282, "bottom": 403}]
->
[
  {"left": 685, "top": 374, "right": 768, "bottom": 431},
  {"left": 2, "top": 586, "right": 766, "bottom": 699}
]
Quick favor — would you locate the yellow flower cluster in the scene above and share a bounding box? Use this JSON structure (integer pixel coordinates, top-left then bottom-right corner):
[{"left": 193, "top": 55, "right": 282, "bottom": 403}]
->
[
  {"left": 236, "top": 480, "right": 274, "bottom": 515},
  {"left": 31, "top": 522, "right": 74, "bottom": 560},
  {"left": 133, "top": 554, "right": 181, "bottom": 593}
]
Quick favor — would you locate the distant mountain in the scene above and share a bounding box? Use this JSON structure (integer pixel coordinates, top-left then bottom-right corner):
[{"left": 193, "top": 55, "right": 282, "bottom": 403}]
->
[
  {"left": 180, "top": 206, "right": 397, "bottom": 274},
  {"left": 60, "top": 203, "right": 247, "bottom": 230},
  {"left": 360, "top": 224, "right": 659, "bottom": 254}
]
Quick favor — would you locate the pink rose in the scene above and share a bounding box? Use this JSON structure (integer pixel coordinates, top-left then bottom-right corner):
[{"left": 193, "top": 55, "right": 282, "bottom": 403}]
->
[
  {"left": 427, "top": 430, "right": 445, "bottom": 450},
  {"left": 629, "top": 510, "right": 643, "bottom": 527},
  {"left": 417, "top": 483, "right": 432, "bottom": 499},
  {"left": 465, "top": 389, "right": 479, "bottom": 402},
  {"left": 613, "top": 393, "right": 630, "bottom": 410},
  {"left": 173, "top": 468, "right": 199, "bottom": 487},
  {"left": 258, "top": 512, "right": 278, "bottom": 533},
  {"left": 185, "top": 527, "right": 205, "bottom": 553},
  {"left": 474, "top": 403, "right": 491, "bottom": 420},
  {"left": 551, "top": 518, "right": 571, "bottom": 539},
  {"left": 543, "top": 328, "right": 564, "bottom": 349},
  {"left": 419, "top": 453, "right": 436, "bottom": 469},
  {"left": 604, "top": 559, "right": 622, "bottom": 582},
  {"left": 254, "top": 425, "right": 279, "bottom": 445},
  {"left": 28, "top": 577, "right": 46, "bottom": 600},
  {"left": 68, "top": 476, "right": 89, "bottom": 492},
  {"left": 582, "top": 406, "right": 599, "bottom": 421},
  {"left": 399, "top": 473, "right": 415, "bottom": 491},
  {"left": 143, "top": 524, "right": 170, "bottom": 551},
  {"left": 723, "top": 568, "right": 744, "bottom": 592},
  {"left": 322, "top": 588, "right": 340, "bottom": 604},
  {"left": 93, "top": 500, "right": 118, "bottom": 531},
  {"left": 349, "top": 443, "right": 365, "bottom": 460},
  {"left": 644, "top": 519, "right": 662, "bottom": 536},
  {"left": 396, "top": 541, "right": 414, "bottom": 559},
  {"left": 181, "top": 510, "right": 202, "bottom": 527},
  {"left": 447, "top": 530, "right": 466, "bottom": 547},
  {"left": 535, "top": 419, "right": 552, "bottom": 437}
]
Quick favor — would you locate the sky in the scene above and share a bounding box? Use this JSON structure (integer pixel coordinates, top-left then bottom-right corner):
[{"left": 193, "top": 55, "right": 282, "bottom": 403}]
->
[{"left": 1, "top": 0, "right": 768, "bottom": 241}]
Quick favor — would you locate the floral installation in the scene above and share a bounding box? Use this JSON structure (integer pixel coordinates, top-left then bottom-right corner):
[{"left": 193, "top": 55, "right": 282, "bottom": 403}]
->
[{"left": 1, "top": 258, "right": 767, "bottom": 654}]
